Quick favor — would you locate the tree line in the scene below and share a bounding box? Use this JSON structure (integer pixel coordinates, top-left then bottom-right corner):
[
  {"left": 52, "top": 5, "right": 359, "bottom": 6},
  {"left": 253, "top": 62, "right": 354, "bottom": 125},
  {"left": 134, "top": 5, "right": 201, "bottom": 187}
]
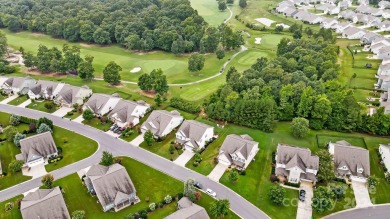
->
[
  {"left": 0, "top": 31, "right": 17, "bottom": 74},
  {"left": 0, "top": 0, "right": 243, "bottom": 54},
  {"left": 204, "top": 36, "right": 390, "bottom": 135}
]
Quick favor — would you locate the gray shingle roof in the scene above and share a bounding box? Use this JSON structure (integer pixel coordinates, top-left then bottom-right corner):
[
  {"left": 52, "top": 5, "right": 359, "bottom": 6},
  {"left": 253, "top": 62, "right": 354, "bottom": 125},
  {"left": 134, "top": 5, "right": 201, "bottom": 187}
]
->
[
  {"left": 108, "top": 99, "right": 149, "bottom": 123},
  {"left": 331, "top": 141, "right": 370, "bottom": 177},
  {"left": 19, "top": 132, "right": 57, "bottom": 163},
  {"left": 343, "top": 26, "right": 366, "bottom": 36},
  {"left": 85, "top": 163, "right": 137, "bottom": 209},
  {"left": 141, "top": 110, "right": 183, "bottom": 137},
  {"left": 21, "top": 187, "right": 70, "bottom": 219},
  {"left": 164, "top": 197, "right": 210, "bottom": 219},
  {"left": 176, "top": 120, "right": 212, "bottom": 148},
  {"left": 30, "top": 80, "right": 61, "bottom": 96},
  {"left": 276, "top": 144, "right": 319, "bottom": 170},
  {"left": 85, "top": 93, "right": 112, "bottom": 114},
  {"left": 219, "top": 134, "right": 258, "bottom": 168}
]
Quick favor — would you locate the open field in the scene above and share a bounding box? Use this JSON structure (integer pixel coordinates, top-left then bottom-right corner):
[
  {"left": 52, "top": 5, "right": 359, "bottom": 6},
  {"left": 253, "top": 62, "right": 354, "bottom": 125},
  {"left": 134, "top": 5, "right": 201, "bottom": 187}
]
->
[
  {"left": 11, "top": 157, "right": 239, "bottom": 219},
  {"left": 3, "top": 29, "right": 235, "bottom": 84},
  {"left": 190, "top": 0, "right": 231, "bottom": 26}
]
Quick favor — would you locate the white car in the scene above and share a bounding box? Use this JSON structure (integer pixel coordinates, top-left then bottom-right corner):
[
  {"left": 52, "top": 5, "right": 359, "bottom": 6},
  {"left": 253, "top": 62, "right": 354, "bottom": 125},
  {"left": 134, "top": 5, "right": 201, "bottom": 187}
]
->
[{"left": 206, "top": 188, "right": 217, "bottom": 197}]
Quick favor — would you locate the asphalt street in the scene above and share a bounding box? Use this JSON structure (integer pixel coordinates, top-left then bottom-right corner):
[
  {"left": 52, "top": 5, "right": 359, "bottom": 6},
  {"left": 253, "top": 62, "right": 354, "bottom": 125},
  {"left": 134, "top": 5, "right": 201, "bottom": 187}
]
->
[{"left": 0, "top": 104, "right": 269, "bottom": 219}]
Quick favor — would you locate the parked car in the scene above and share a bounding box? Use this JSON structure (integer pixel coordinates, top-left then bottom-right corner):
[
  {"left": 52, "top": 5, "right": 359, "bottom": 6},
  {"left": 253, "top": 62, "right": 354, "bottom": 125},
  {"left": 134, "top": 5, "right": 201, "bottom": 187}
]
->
[
  {"left": 206, "top": 188, "right": 216, "bottom": 197},
  {"left": 194, "top": 182, "right": 203, "bottom": 189},
  {"left": 299, "top": 190, "right": 306, "bottom": 202}
]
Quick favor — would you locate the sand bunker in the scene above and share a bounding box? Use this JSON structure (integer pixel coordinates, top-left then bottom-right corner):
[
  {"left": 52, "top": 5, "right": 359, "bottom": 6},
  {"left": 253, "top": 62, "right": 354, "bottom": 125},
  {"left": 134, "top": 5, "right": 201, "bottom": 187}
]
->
[
  {"left": 255, "top": 38, "right": 262, "bottom": 44},
  {"left": 254, "top": 18, "right": 275, "bottom": 27},
  {"left": 130, "top": 67, "right": 141, "bottom": 73}
]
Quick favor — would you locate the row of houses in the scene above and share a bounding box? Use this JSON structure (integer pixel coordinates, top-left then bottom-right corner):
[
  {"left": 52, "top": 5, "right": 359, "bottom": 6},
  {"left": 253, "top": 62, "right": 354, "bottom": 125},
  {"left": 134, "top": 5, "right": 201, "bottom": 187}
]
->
[
  {"left": 0, "top": 76, "right": 92, "bottom": 107},
  {"left": 275, "top": 140, "right": 371, "bottom": 184}
]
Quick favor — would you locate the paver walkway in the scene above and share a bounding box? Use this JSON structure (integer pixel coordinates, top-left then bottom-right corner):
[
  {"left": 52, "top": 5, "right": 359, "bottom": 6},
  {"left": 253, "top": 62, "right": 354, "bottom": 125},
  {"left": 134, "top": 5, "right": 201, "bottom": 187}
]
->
[
  {"left": 0, "top": 94, "right": 18, "bottom": 104},
  {"left": 17, "top": 99, "right": 31, "bottom": 108}
]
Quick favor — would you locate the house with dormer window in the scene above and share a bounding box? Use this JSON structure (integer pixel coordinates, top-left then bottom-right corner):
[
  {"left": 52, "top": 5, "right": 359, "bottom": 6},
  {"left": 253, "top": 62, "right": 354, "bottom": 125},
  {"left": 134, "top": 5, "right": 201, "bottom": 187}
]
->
[
  {"left": 217, "top": 134, "right": 259, "bottom": 170},
  {"left": 176, "top": 120, "right": 214, "bottom": 151},
  {"left": 275, "top": 144, "right": 319, "bottom": 184},
  {"left": 83, "top": 93, "right": 121, "bottom": 117},
  {"left": 328, "top": 141, "right": 370, "bottom": 182},
  {"left": 28, "top": 80, "right": 65, "bottom": 100},
  {"left": 141, "top": 110, "right": 184, "bottom": 138}
]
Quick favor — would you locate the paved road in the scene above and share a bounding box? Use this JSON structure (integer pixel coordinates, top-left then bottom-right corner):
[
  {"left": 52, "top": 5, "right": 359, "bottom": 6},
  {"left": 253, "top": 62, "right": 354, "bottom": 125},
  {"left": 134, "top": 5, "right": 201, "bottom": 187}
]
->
[
  {"left": 0, "top": 104, "right": 269, "bottom": 219},
  {"left": 323, "top": 204, "right": 390, "bottom": 219}
]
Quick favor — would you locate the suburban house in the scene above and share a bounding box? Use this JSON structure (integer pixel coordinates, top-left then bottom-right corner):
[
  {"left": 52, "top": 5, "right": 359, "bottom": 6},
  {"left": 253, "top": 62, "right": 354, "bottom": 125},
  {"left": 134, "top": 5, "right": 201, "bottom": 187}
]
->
[
  {"left": 379, "top": 143, "right": 390, "bottom": 170},
  {"left": 275, "top": 144, "right": 319, "bottom": 184},
  {"left": 20, "top": 187, "right": 70, "bottom": 219},
  {"left": 335, "top": 22, "right": 354, "bottom": 33},
  {"left": 277, "top": 6, "right": 299, "bottom": 17},
  {"left": 356, "top": 5, "right": 372, "bottom": 14},
  {"left": 141, "top": 110, "right": 184, "bottom": 138},
  {"left": 321, "top": 18, "right": 339, "bottom": 29},
  {"left": 383, "top": 9, "right": 390, "bottom": 19},
  {"left": 218, "top": 134, "right": 259, "bottom": 170},
  {"left": 342, "top": 26, "right": 366, "bottom": 39},
  {"left": 378, "top": 45, "right": 390, "bottom": 59},
  {"left": 379, "top": 0, "right": 390, "bottom": 9},
  {"left": 377, "top": 20, "right": 390, "bottom": 31},
  {"left": 370, "top": 37, "right": 390, "bottom": 54},
  {"left": 358, "top": 0, "right": 369, "bottom": 5},
  {"left": 0, "top": 76, "right": 9, "bottom": 88},
  {"left": 361, "top": 32, "right": 381, "bottom": 45},
  {"left": 329, "top": 141, "right": 370, "bottom": 182},
  {"left": 338, "top": 0, "right": 351, "bottom": 10},
  {"left": 176, "top": 120, "right": 214, "bottom": 151},
  {"left": 338, "top": 10, "right": 356, "bottom": 20},
  {"left": 380, "top": 88, "right": 390, "bottom": 114},
  {"left": 1, "top": 76, "right": 36, "bottom": 95},
  {"left": 365, "top": 15, "right": 382, "bottom": 27},
  {"left": 278, "top": 0, "right": 295, "bottom": 8},
  {"left": 369, "top": 8, "right": 383, "bottom": 17},
  {"left": 84, "top": 93, "right": 121, "bottom": 117},
  {"left": 108, "top": 99, "right": 150, "bottom": 128},
  {"left": 16, "top": 132, "right": 58, "bottom": 167},
  {"left": 164, "top": 197, "right": 210, "bottom": 219},
  {"left": 376, "top": 75, "right": 390, "bottom": 91},
  {"left": 84, "top": 163, "right": 138, "bottom": 212},
  {"left": 28, "top": 80, "right": 65, "bottom": 100},
  {"left": 325, "top": 5, "right": 340, "bottom": 15},
  {"left": 54, "top": 84, "right": 92, "bottom": 107},
  {"left": 377, "top": 63, "right": 390, "bottom": 77}
]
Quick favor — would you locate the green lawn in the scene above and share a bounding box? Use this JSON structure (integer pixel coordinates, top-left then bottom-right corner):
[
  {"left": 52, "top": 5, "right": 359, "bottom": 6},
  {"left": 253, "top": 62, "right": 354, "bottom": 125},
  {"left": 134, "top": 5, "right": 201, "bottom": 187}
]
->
[
  {"left": 64, "top": 110, "right": 82, "bottom": 119},
  {"left": 45, "top": 126, "right": 98, "bottom": 172},
  {"left": 140, "top": 132, "right": 181, "bottom": 161},
  {"left": 164, "top": 106, "right": 198, "bottom": 120},
  {"left": 317, "top": 134, "right": 367, "bottom": 149},
  {"left": 26, "top": 100, "right": 59, "bottom": 113},
  {"left": 82, "top": 118, "right": 113, "bottom": 131},
  {"left": 7, "top": 95, "right": 28, "bottom": 106},
  {"left": 0, "top": 195, "right": 23, "bottom": 219},
  {"left": 47, "top": 157, "right": 239, "bottom": 218},
  {"left": 190, "top": 0, "right": 231, "bottom": 26},
  {"left": 0, "top": 94, "right": 6, "bottom": 102},
  {"left": 3, "top": 30, "right": 235, "bottom": 84}
]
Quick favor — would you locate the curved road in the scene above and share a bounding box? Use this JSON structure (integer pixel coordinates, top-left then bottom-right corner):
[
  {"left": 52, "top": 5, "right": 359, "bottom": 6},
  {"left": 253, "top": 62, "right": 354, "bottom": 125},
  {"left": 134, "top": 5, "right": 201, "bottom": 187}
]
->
[
  {"left": 0, "top": 104, "right": 269, "bottom": 219},
  {"left": 323, "top": 204, "right": 390, "bottom": 219}
]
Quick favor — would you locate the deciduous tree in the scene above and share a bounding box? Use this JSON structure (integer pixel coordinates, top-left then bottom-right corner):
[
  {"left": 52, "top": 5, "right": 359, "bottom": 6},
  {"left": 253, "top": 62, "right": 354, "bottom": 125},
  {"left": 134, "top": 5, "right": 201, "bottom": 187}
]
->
[
  {"left": 41, "top": 174, "right": 54, "bottom": 188},
  {"left": 144, "top": 130, "right": 154, "bottom": 146},
  {"left": 290, "top": 117, "right": 310, "bottom": 138},
  {"left": 188, "top": 53, "right": 205, "bottom": 72},
  {"left": 268, "top": 185, "right": 285, "bottom": 206},
  {"left": 210, "top": 199, "right": 230, "bottom": 218},
  {"left": 100, "top": 151, "right": 114, "bottom": 166},
  {"left": 103, "top": 61, "right": 122, "bottom": 85}
]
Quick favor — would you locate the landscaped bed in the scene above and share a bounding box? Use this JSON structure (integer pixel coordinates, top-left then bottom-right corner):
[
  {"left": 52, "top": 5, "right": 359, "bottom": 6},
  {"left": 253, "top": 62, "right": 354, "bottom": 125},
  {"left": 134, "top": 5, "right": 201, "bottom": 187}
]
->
[{"left": 7, "top": 95, "right": 28, "bottom": 106}]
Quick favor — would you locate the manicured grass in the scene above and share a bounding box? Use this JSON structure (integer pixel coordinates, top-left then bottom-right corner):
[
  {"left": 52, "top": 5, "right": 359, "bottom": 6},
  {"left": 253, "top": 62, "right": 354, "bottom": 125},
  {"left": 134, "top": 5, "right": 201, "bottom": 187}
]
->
[
  {"left": 82, "top": 118, "right": 113, "bottom": 131},
  {"left": 45, "top": 126, "right": 98, "bottom": 172},
  {"left": 119, "top": 130, "right": 139, "bottom": 142},
  {"left": 50, "top": 157, "right": 238, "bottom": 218},
  {"left": 0, "top": 94, "right": 6, "bottom": 102},
  {"left": 0, "top": 141, "right": 32, "bottom": 191},
  {"left": 7, "top": 95, "right": 28, "bottom": 106},
  {"left": 164, "top": 106, "right": 198, "bottom": 120},
  {"left": 190, "top": 0, "right": 231, "bottom": 27},
  {"left": 140, "top": 132, "right": 181, "bottom": 161},
  {"left": 26, "top": 100, "right": 58, "bottom": 113},
  {"left": 316, "top": 134, "right": 367, "bottom": 149},
  {"left": 0, "top": 195, "right": 23, "bottom": 219},
  {"left": 2, "top": 30, "right": 235, "bottom": 84},
  {"left": 64, "top": 110, "right": 82, "bottom": 120}
]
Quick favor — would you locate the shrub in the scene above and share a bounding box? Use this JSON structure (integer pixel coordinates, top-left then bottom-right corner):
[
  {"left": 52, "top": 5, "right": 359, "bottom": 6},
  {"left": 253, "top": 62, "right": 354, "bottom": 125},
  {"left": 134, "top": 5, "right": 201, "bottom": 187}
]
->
[
  {"left": 240, "top": 170, "right": 246, "bottom": 176},
  {"left": 169, "top": 145, "right": 175, "bottom": 154},
  {"left": 4, "top": 202, "right": 13, "bottom": 211},
  {"left": 66, "top": 112, "right": 74, "bottom": 116},
  {"left": 9, "top": 114, "right": 21, "bottom": 126},
  {"left": 71, "top": 210, "right": 86, "bottom": 219},
  {"left": 169, "top": 97, "right": 201, "bottom": 113},
  {"left": 149, "top": 203, "right": 156, "bottom": 211},
  {"left": 164, "top": 195, "right": 172, "bottom": 204},
  {"left": 192, "top": 161, "right": 199, "bottom": 167},
  {"left": 270, "top": 174, "right": 279, "bottom": 183},
  {"left": 8, "top": 160, "right": 24, "bottom": 173},
  {"left": 177, "top": 193, "right": 184, "bottom": 200},
  {"left": 145, "top": 197, "right": 150, "bottom": 202},
  {"left": 284, "top": 181, "right": 300, "bottom": 188}
]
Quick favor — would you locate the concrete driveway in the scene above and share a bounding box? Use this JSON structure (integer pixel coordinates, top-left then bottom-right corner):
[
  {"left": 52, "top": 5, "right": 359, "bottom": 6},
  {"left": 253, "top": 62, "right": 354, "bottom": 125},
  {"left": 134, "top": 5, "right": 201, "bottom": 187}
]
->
[
  {"left": 0, "top": 94, "right": 18, "bottom": 104},
  {"left": 174, "top": 150, "right": 195, "bottom": 166},
  {"left": 130, "top": 133, "right": 144, "bottom": 147},
  {"left": 52, "top": 107, "right": 73, "bottom": 117},
  {"left": 352, "top": 180, "right": 373, "bottom": 208},
  {"left": 18, "top": 99, "right": 31, "bottom": 108},
  {"left": 22, "top": 164, "right": 47, "bottom": 179},
  {"left": 106, "top": 130, "right": 120, "bottom": 137},
  {"left": 297, "top": 181, "right": 313, "bottom": 219},
  {"left": 208, "top": 163, "right": 228, "bottom": 182},
  {"left": 72, "top": 115, "right": 84, "bottom": 123}
]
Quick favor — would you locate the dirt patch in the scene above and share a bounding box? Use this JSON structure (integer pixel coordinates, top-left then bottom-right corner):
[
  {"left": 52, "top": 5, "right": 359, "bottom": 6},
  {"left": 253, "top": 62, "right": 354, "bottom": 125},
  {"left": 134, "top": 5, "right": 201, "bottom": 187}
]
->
[
  {"left": 31, "top": 33, "right": 46, "bottom": 37},
  {"left": 139, "top": 90, "right": 156, "bottom": 98},
  {"left": 80, "top": 43, "right": 94, "bottom": 48},
  {"left": 23, "top": 69, "right": 67, "bottom": 78}
]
